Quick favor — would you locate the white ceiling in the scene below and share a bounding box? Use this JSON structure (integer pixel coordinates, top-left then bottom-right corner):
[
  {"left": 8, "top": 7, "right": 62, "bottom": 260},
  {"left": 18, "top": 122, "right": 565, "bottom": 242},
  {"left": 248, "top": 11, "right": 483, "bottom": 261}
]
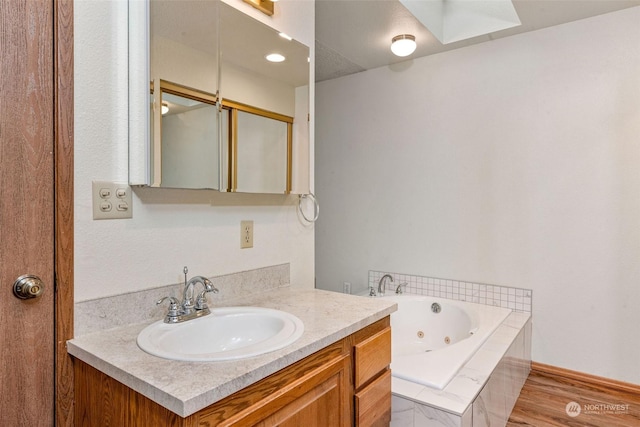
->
[{"left": 315, "top": 0, "right": 640, "bottom": 82}]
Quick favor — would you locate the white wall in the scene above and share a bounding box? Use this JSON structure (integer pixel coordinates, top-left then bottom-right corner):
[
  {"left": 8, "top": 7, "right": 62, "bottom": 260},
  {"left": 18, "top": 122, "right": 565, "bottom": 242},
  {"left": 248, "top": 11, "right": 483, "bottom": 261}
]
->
[
  {"left": 74, "top": 0, "right": 315, "bottom": 302},
  {"left": 315, "top": 8, "right": 640, "bottom": 384}
]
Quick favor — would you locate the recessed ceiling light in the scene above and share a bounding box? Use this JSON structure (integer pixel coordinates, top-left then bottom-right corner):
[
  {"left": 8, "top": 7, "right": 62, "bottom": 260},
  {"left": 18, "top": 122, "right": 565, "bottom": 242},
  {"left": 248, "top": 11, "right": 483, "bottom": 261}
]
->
[
  {"left": 265, "top": 53, "right": 286, "bottom": 63},
  {"left": 391, "top": 34, "right": 416, "bottom": 57},
  {"left": 161, "top": 102, "right": 169, "bottom": 115},
  {"left": 278, "top": 32, "right": 292, "bottom": 41}
]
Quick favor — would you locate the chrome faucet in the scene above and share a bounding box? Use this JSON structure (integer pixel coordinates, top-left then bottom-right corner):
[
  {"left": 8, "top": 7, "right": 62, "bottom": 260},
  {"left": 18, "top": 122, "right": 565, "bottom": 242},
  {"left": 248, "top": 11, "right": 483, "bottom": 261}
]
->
[
  {"left": 182, "top": 273, "right": 218, "bottom": 313},
  {"left": 157, "top": 266, "right": 219, "bottom": 323},
  {"left": 378, "top": 274, "right": 394, "bottom": 296}
]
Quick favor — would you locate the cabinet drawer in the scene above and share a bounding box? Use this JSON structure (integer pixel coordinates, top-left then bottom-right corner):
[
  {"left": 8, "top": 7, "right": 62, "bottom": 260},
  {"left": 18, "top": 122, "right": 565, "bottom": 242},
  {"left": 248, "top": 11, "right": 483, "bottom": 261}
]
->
[
  {"left": 355, "top": 369, "right": 391, "bottom": 427},
  {"left": 354, "top": 326, "right": 391, "bottom": 389}
]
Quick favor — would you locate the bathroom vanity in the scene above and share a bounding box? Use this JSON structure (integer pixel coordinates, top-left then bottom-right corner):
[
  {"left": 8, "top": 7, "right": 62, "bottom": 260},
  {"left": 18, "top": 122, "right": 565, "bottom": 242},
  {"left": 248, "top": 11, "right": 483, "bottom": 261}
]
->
[{"left": 68, "top": 288, "right": 395, "bottom": 426}]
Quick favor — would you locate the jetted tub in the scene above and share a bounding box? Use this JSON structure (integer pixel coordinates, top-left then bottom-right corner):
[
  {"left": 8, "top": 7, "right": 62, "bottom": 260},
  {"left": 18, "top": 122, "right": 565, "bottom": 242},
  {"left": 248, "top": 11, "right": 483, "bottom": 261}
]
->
[{"left": 383, "top": 294, "right": 512, "bottom": 389}]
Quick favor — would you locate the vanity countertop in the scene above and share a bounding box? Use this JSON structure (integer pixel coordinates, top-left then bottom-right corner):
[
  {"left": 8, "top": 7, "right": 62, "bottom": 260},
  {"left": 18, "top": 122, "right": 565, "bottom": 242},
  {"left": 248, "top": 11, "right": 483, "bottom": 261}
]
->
[{"left": 67, "top": 287, "right": 396, "bottom": 417}]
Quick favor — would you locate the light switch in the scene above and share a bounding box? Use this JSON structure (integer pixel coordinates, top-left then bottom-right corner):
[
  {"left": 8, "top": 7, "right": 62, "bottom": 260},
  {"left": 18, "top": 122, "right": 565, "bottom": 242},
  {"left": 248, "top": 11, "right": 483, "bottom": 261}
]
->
[{"left": 92, "top": 181, "right": 133, "bottom": 220}]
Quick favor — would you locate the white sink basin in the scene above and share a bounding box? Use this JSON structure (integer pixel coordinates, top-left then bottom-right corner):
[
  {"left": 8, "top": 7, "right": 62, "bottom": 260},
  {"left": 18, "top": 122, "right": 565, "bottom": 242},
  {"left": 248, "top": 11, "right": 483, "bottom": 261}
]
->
[{"left": 137, "top": 306, "right": 304, "bottom": 361}]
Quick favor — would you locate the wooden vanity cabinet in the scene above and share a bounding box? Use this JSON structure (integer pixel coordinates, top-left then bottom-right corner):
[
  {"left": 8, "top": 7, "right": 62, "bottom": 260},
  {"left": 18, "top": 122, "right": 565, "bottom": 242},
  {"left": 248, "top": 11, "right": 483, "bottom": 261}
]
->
[
  {"left": 74, "top": 317, "right": 391, "bottom": 427},
  {"left": 353, "top": 324, "right": 392, "bottom": 426}
]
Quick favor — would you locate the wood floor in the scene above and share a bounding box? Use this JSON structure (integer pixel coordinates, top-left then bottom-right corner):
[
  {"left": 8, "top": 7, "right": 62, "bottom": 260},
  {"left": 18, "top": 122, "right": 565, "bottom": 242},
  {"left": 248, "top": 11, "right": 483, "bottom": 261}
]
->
[{"left": 507, "top": 369, "right": 640, "bottom": 427}]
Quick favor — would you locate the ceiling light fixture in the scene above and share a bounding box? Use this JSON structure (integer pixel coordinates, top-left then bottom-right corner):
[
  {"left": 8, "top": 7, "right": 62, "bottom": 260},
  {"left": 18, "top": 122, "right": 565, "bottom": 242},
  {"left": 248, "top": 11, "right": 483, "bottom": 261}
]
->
[
  {"left": 161, "top": 102, "right": 169, "bottom": 115},
  {"left": 391, "top": 34, "right": 416, "bottom": 57},
  {"left": 265, "top": 53, "right": 286, "bottom": 63},
  {"left": 278, "top": 32, "right": 292, "bottom": 41}
]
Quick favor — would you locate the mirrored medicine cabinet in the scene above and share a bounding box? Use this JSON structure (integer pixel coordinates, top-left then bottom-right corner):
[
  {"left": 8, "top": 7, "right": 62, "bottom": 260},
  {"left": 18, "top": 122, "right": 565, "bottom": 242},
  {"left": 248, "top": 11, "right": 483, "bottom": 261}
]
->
[{"left": 129, "top": 0, "right": 310, "bottom": 194}]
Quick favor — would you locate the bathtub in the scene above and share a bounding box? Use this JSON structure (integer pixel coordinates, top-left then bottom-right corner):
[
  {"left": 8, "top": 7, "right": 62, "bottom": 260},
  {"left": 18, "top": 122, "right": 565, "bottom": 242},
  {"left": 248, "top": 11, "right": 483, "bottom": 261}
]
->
[{"left": 383, "top": 295, "right": 512, "bottom": 390}]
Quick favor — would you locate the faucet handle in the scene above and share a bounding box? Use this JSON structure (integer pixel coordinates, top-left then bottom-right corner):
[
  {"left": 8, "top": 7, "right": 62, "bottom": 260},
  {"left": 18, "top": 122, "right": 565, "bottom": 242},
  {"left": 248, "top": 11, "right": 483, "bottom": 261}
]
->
[
  {"left": 395, "top": 282, "right": 408, "bottom": 294},
  {"left": 195, "top": 279, "right": 219, "bottom": 310},
  {"left": 156, "top": 296, "right": 181, "bottom": 323},
  {"left": 157, "top": 296, "right": 180, "bottom": 310},
  {"left": 368, "top": 286, "right": 377, "bottom": 297}
]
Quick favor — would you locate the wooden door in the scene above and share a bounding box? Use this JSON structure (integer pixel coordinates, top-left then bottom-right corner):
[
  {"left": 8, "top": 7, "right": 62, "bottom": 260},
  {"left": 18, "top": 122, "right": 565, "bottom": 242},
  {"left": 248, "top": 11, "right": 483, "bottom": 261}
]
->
[{"left": 0, "top": 0, "right": 55, "bottom": 424}]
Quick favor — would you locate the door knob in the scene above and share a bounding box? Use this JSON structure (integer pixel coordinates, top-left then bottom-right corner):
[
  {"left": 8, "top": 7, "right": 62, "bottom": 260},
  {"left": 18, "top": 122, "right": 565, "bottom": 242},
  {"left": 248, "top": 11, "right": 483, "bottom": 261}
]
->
[{"left": 13, "top": 275, "right": 45, "bottom": 299}]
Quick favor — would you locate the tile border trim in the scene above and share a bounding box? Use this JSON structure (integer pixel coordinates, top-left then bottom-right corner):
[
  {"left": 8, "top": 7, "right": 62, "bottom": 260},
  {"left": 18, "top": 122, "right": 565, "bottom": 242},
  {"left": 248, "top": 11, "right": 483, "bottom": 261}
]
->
[{"left": 369, "top": 270, "right": 532, "bottom": 313}]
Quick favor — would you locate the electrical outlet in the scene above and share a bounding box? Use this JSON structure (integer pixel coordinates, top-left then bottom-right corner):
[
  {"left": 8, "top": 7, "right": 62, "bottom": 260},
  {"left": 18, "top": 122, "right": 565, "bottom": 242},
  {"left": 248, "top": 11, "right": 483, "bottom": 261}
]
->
[
  {"left": 241, "top": 220, "right": 253, "bottom": 248},
  {"left": 343, "top": 282, "right": 351, "bottom": 294},
  {"left": 92, "top": 181, "right": 132, "bottom": 220}
]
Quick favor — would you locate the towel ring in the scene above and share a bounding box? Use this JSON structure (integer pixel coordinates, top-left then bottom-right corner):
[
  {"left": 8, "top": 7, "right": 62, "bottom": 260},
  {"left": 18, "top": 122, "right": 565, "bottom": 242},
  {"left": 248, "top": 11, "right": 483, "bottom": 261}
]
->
[{"left": 298, "top": 193, "right": 319, "bottom": 223}]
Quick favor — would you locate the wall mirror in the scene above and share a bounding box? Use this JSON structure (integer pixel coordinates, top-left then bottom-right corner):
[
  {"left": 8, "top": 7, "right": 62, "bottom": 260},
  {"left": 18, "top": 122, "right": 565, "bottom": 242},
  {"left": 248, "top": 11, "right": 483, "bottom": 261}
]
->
[{"left": 129, "top": 0, "right": 310, "bottom": 194}]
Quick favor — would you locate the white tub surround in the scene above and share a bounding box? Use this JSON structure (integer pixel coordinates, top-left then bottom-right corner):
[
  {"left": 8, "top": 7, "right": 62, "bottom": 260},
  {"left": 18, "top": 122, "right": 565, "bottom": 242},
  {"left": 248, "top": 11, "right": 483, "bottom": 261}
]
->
[
  {"left": 367, "top": 271, "right": 532, "bottom": 427},
  {"left": 68, "top": 287, "right": 396, "bottom": 417},
  {"left": 391, "top": 312, "right": 531, "bottom": 427},
  {"left": 385, "top": 295, "right": 512, "bottom": 390}
]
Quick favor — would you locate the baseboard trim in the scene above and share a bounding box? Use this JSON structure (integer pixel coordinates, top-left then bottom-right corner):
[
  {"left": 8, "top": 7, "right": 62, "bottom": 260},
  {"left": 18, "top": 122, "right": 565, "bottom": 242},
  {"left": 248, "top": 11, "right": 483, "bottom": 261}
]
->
[{"left": 531, "top": 362, "right": 640, "bottom": 395}]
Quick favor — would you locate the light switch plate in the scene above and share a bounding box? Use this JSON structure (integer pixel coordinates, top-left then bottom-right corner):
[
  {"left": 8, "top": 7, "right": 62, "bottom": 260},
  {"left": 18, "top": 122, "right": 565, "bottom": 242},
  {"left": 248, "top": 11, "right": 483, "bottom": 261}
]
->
[{"left": 92, "top": 181, "right": 133, "bottom": 220}]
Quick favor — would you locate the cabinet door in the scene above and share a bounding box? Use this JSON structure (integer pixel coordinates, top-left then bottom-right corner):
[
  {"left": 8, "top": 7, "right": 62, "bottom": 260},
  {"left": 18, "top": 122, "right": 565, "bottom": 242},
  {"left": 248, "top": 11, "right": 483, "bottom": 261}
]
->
[
  {"left": 354, "top": 327, "right": 391, "bottom": 389},
  {"left": 200, "top": 354, "right": 351, "bottom": 427},
  {"left": 355, "top": 369, "right": 392, "bottom": 427},
  {"left": 256, "top": 365, "right": 346, "bottom": 427}
]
